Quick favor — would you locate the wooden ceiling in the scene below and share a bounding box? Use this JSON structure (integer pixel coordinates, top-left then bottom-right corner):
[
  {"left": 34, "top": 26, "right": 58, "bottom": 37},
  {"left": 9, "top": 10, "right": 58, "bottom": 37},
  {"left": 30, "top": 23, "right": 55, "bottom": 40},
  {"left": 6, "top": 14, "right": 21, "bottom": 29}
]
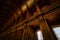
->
[{"left": 0, "top": 0, "right": 60, "bottom": 33}]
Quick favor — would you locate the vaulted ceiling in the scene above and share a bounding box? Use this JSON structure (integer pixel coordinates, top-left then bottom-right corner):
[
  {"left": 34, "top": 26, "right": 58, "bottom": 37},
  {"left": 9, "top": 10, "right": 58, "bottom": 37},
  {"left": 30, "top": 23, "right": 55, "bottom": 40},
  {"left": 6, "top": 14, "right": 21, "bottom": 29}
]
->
[
  {"left": 0, "top": 0, "right": 60, "bottom": 33},
  {"left": 0, "top": 0, "right": 45, "bottom": 33}
]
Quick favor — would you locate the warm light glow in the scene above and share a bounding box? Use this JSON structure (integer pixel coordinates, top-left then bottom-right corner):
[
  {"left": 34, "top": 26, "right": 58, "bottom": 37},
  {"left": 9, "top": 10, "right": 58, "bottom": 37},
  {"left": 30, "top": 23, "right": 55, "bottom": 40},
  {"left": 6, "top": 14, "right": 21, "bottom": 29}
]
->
[
  {"left": 27, "top": 0, "right": 34, "bottom": 7},
  {"left": 21, "top": 4, "right": 27, "bottom": 12},
  {"left": 53, "top": 27, "right": 60, "bottom": 40},
  {"left": 37, "top": 31, "right": 43, "bottom": 40},
  {"left": 17, "top": 9, "right": 21, "bottom": 17}
]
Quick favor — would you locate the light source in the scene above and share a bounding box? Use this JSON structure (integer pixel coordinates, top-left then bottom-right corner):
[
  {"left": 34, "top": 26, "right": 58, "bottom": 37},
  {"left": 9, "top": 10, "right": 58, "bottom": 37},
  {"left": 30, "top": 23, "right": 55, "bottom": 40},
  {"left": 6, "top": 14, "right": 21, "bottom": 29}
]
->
[{"left": 37, "top": 31, "right": 43, "bottom": 40}]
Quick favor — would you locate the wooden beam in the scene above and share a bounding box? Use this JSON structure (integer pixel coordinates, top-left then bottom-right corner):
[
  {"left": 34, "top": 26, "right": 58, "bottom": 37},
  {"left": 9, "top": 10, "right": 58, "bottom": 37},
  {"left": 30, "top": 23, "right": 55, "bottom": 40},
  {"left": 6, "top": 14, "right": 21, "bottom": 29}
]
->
[
  {"left": 39, "top": 16, "right": 57, "bottom": 40},
  {"left": 22, "top": 28, "right": 25, "bottom": 40}
]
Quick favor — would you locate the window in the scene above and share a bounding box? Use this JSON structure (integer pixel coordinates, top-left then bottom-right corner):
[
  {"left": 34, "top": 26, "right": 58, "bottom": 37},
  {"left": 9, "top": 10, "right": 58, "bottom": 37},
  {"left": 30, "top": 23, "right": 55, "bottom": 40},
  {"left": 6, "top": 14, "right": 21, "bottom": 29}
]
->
[
  {"left": 53, "top": 27, "right": 60, "bottom": 40},
  {"left": 36, "top": 26, "right": 60, "bottom": 40},
  {"left": 37, "top": 31, "right": 43, "bottom": 40}
]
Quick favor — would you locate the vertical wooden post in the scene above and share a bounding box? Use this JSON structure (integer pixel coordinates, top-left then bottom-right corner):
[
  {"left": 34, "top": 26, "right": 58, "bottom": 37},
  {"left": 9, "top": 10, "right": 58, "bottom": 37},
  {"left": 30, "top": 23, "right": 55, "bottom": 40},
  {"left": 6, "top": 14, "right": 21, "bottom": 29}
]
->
[
  {"left": 39, "top": 16, "right": 57, "bottom": 40},
  {"left": 22, "top": 28, "right": 26, "bottom": 40},
  {"left": 22, "top": 22, "right": 28, "bottom": 40}
]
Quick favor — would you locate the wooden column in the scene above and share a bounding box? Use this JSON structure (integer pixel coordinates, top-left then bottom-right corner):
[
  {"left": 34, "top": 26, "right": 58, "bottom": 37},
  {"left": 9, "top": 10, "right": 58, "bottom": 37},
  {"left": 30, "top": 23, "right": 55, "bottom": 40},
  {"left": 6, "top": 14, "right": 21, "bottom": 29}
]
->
[
  {"left": 22, "top": 28, "right": 26, "bottom": 40},
  {"left": 39, "top": 16, "right": 57, "bottom": 40}
]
